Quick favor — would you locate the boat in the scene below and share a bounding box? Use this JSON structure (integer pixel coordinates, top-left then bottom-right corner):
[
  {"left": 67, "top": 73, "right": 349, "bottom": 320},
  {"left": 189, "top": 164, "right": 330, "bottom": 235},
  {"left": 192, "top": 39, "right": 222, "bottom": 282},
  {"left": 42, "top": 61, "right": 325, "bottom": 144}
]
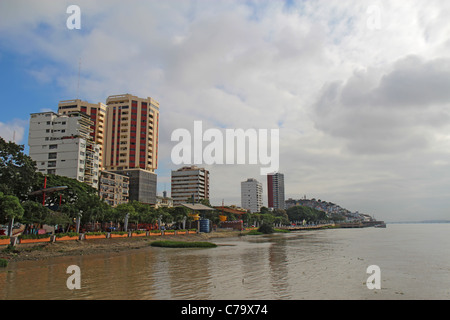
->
[{"left": 374, "top": 223, "right": 386, "bottom": 228}]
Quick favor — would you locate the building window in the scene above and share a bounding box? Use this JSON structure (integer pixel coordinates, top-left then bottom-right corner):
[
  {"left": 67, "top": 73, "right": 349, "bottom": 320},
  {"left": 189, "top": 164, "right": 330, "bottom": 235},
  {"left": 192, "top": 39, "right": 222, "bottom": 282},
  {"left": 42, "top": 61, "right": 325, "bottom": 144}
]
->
[
  {"left": 48, "top": 161, "right": 56, "bottom": 168},
  {"left": 49, "top": 144, "right": 58, "bottom": 149},
  {"left": 48, "top": 153, "right": 57, "bottom": 159}
]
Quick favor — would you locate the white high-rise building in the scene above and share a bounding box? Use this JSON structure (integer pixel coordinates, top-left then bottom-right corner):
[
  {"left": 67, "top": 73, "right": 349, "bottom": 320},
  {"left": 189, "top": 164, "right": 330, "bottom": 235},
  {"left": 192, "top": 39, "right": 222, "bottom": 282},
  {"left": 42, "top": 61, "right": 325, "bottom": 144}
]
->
[
  {"left": 28, "top": 111, "right": 100, "bottom": 189},
  {"left": 241, "top": 178, "right": 263, "bottom": 213}
]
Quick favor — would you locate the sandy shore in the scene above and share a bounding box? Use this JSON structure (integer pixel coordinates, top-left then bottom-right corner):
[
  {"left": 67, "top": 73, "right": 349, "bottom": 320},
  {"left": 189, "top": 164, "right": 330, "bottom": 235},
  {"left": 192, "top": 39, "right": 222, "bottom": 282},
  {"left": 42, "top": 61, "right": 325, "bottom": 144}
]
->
[{"left": 0, "top": 230, "right": 245, "bottom": 262}]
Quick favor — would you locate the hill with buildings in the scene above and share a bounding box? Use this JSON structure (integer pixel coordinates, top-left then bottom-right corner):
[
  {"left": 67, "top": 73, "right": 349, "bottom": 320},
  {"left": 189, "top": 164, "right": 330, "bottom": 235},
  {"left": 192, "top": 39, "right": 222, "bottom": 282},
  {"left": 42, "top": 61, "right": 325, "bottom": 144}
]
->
[{"left": 285, "top": 197, "right": 375, "bottom": 222}]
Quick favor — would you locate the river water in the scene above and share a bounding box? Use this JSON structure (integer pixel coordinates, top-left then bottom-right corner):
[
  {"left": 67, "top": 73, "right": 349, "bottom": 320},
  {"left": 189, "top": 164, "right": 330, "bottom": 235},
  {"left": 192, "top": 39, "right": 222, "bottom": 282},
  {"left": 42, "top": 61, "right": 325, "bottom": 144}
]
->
[{"left": 1, "top": 223, "right": 449, "bottom": 300}]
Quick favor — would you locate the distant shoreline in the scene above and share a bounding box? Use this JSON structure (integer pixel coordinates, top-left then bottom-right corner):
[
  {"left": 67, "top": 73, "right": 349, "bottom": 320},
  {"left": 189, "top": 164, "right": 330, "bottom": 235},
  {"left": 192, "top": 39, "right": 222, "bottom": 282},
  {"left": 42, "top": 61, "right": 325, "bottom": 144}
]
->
[{"left": 386, "top": 221, "right": 450, "bottom": 224}]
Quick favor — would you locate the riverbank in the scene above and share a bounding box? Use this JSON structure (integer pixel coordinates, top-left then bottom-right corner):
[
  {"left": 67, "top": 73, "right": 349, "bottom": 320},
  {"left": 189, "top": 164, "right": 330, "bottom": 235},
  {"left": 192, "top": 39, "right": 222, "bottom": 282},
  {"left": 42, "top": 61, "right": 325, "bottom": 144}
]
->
[{"left": 0, "top": 230, "right": 244, "bottom": 262}]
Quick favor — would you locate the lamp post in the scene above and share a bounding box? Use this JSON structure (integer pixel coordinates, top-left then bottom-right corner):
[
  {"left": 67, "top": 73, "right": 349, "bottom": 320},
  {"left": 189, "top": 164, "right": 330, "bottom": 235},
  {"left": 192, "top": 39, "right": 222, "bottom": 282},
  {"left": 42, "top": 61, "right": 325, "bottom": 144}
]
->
[{"left": 76, "top": 211, "right": 82, "bottom": 234}]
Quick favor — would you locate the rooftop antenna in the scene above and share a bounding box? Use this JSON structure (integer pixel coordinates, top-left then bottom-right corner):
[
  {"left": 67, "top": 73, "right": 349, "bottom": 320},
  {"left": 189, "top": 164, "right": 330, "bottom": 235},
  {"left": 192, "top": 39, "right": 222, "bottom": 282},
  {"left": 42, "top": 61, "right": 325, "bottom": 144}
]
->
[{"left": 77, "top": 58, "right": 81, "bottom": 99}]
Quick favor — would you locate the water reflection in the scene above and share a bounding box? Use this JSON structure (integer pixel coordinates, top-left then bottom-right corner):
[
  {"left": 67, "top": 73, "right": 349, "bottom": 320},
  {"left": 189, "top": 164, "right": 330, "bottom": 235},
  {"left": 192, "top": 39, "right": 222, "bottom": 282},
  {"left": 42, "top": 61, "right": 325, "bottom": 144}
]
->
[{"left": 2, "top": 225, "right": 450, "bottom": 300}]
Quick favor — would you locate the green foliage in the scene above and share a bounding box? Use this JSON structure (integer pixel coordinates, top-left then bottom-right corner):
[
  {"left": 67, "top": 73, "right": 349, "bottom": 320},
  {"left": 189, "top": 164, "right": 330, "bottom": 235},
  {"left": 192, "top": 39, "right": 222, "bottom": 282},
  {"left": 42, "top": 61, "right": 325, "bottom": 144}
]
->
[
  {"left": 150, "top": 240, "right": 217, "bottom": 248},
  {"left": 31, "top": 173, "right": 97, "bottom": 206},
  {"left": 85, "top": 232, "right": 107, "bottom": 236},
  {"left": 258, "top": 223, "right": 274, "bottom": 234},
  {"left": 45, "top": 211, "right": 73, "bottom": 227},
  {"left": 286, "top": 205, "right": 328, "bottom": 223},
  {"left": 110, "top": 231, "right": 128, "bottom": 235},
  {"left": 260, "top": 206, "right": 269, "bottom": 214},
  {"left": 0, "top": 192, "right": 24, "bottom": 223},
  {"left": 114, "top": 202, "right": 135, "bottom": 222},
  {"left": 0, "top": 137, "right": 39, "bottom": 201},
  {"left": 19, "top": 233, "right": 51, "bottom": 239},
  {"left": 20, "top": 200, "right": 50, "bottom": 225},
  {"left": 55, "top": 232, "right": 79, "bottom": 238},
  {"left": 274, "top": 228, "right": 290, "bottom": 233},
  {"left": 0, "top": 258, "right": 8, "bottom": 268}
]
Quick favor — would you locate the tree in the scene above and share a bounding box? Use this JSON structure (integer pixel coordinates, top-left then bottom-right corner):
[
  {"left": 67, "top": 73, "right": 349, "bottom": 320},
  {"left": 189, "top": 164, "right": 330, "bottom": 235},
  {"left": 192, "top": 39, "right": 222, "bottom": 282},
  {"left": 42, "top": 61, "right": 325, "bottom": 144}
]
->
[
  {"left": 168, "top": 206, "right": 190, "bottom": 229},
  {"left": 156, "top": 207, "right": 173, "bottom": 227},
  {"left": 0, "top": 137, "right": 39, "bottom": 200},
  {"left": 129, "top": 201, "right": 154, "bottom": 229},
  {"left": 260, "top": 206, "right": 269, "bottom": 214},
  {"left": 30, "top": 173, "right": 98, "bottom": 208},
  {"left": 114, "top": 203, "right": 135, "bottom": 230},
  {"left": 286, "top": 205, "right": 329, "bottom": 224},
  {"left": 21, "top": 200, "right": 50, "bottom": 225},
  {"left": 273, "top": 209, "right": 289, "bottom": 225},
  {"left": 0, "top": 192, "right": 24, "bottom": 235},
  {"left": 199, "top": 198, "right": 211, "bottom": 206}
]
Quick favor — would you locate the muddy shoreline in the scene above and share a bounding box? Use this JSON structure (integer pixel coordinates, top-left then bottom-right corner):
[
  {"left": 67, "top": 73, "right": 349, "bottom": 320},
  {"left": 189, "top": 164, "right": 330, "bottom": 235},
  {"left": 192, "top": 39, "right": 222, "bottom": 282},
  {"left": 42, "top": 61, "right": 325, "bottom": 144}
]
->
[{"left": 0, "top": 231, "right": 245, "bottom": 262}]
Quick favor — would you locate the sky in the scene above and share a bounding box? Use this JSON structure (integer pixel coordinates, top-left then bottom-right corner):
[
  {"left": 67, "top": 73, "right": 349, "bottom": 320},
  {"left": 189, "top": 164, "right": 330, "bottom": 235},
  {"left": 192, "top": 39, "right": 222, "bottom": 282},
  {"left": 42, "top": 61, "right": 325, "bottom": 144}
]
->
[{"left": 1, "top": 0, "right": 450, "bottom": 222}]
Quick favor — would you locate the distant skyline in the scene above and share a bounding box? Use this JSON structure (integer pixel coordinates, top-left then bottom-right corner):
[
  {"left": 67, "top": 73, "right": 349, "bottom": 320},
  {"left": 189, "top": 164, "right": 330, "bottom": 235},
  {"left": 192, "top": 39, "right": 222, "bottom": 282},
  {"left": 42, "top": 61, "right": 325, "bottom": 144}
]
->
[{"left": 2, "top": 0, "right": 450, "bottom": 222}]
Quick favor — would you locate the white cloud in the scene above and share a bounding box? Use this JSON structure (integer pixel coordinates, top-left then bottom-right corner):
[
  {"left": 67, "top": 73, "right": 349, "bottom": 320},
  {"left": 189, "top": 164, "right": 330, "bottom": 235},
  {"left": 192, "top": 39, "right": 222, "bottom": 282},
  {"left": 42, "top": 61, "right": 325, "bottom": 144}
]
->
[
  {"left": 0, "top": 119, "right": 28, "bottom": 144},
  {"left": 2, "top": 0, "right": 450, "bottom": 220}
]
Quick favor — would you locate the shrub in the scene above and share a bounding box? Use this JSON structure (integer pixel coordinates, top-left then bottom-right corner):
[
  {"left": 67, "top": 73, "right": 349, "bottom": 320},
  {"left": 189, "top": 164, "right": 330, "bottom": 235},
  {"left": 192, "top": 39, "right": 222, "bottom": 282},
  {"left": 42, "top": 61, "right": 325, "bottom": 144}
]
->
[
  {"left": 19, "top": 234, "right": 51, "bottom": 240},
  {"left": 55, "top": 232, "right": 79, "bottom": 238},
  {"left": 110, "top": 231, "right": 128, "bottom": 235},
  {"left": 85, "top": 232, "right": 107, "bottom": 236},
  {"left": 0, "top": 258, "right": 8, "bottom": 268},
  {"left": 258, "top": 223, "right": 274, "bottom": 234}
]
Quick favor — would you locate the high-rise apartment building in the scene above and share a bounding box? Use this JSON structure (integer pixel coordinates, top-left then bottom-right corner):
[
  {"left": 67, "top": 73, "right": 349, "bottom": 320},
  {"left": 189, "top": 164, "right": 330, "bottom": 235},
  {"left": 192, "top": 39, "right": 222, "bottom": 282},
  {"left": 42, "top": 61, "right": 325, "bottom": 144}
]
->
[
  {"left": 58, "top": 99, "right": 107, "bottom": 168},
  {"left": 241, "top": 178, "right": 263, "bottom": 213},
  {"left": 103, "top": 94, "right": 160, "bottom": 205},
  {"left": 104, "top": 94, "right": 159, "bottom": 172},
  {"left": 267, "top": 172, "right": 285, "bottom": 210},
  {"left": 28, "top": 111, "right": 100, "bottom": 189},
  {"left": 171, "top": 166, "right": 210, "bottom": 205}
]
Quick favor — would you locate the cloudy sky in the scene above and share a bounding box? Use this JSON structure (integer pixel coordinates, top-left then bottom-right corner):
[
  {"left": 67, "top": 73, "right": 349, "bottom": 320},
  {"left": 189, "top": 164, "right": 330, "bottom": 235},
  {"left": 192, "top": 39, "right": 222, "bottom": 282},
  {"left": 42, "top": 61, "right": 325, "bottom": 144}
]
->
[{"left": 1, "top": 0, "right": 450, "bottom": 222}]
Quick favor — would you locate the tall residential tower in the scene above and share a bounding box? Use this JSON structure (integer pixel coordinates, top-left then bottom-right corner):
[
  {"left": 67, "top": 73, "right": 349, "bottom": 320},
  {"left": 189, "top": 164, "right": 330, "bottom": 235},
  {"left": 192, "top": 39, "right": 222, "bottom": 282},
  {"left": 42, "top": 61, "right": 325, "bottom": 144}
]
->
[
  {"left": 241, "top": 178, "right": 263, "bottom": 213},
  {"left": 104, "top": 94, "right": 160, "bottom": 204},
  {"left": 267, "top": 172, "right": 285, "bottom": 210}
]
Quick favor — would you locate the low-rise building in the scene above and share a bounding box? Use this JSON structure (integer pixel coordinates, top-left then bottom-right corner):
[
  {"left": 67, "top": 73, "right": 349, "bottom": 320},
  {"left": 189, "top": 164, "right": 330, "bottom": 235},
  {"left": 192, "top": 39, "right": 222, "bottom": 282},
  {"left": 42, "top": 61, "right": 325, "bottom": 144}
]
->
[
  {"left": 155, "top": 191, "right": 174, "bottom": 209},
  {"left": 98, "top": 171, "right": 129, "bottom": 207}
]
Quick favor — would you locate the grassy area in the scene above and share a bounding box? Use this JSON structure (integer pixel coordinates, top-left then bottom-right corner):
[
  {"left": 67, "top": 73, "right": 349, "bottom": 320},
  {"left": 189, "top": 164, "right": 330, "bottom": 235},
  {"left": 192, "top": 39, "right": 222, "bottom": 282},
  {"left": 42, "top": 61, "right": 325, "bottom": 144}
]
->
[
  {"left": 150, "top": 240, "right": 217, "bottom": 248},
  {"left": 274, "top": 228, "right": 291, "bottom": 233},
  {"left": 246, "top": 230, "right": 264, "bottom": 235}
]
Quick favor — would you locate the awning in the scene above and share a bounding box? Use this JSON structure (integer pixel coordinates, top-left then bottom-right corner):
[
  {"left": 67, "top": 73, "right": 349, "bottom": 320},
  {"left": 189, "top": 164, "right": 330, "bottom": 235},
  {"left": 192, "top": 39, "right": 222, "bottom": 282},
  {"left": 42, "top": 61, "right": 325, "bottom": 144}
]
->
[{"left": 180, "top": 203, "right": 216, "bottom": 211}]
